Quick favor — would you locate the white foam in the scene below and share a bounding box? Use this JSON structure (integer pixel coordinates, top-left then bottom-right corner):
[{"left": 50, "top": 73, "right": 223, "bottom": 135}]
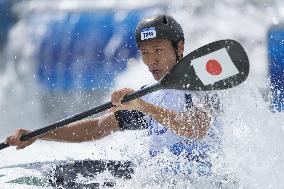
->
[{"left": 1, "top": 0, "right": 284, "bottom": 188}]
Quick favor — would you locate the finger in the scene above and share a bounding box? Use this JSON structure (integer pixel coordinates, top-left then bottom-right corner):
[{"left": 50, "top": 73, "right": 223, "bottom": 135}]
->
[
  {"left": 14, "top": 132, "right": 21, "bottom": 142},
  {"left": 108, "top": 107, "right": 117, "bottom": 113},
  {"left": 16, "top": 143, "right": 27, "bottom": 150},
  {"left": 16, "top": 145, "right": 23, "bottom": 150},
  {"left": 15, "top": 129, "right": 25, "bottom": 141},
  {"left": 120, "top": 88, "right": 134, "bottom": 94},
  {"left": 118, "top": 89, "right": 134, "bottom": 101},
  {"left": 123, "top": 88, "right": 135, "bottom": 93},
  {"left": 111, "top": 91, "right": 117, "bottom": 101},
  {"left": 111, "top": 91, "right": 121, "bottom": 106},
  {"left": 4, "top": 136, "right": 11, "bottom": 144},
  {"left": 111, "top": 88, "right": 134, "bottom": 106},
  {"left": 6, "top": 136, "right": 17, "bottom": 146},
  {"left": 111, "top": 91, "right": 125, "bottom": 106},
  {"left": 11, "top": 135, "right": 18, "bottom": 145}
]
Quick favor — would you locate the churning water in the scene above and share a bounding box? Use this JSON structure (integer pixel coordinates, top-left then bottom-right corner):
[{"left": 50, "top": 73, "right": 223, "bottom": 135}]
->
[{"left": 0, "top": 0, "right": 284, "bottom": 188}]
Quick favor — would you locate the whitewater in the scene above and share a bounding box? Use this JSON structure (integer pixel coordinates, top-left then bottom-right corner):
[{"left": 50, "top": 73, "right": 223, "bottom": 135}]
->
[{"left": 0, "top": 0, "right": 284, "bottom": 188}]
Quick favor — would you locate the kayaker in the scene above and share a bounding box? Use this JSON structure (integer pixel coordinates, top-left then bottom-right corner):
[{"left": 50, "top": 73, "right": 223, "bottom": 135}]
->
[{"left": 5, "top": 14, "right": 223, "bottom": 180}]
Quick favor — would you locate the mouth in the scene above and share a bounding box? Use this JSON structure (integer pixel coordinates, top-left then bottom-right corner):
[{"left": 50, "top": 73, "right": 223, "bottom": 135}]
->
[
  {"left": 152, "top": 69, "right": 160, "bottom": 74},
  {"left": 150, "top": 69, "right": 162, "bottom": 79}
]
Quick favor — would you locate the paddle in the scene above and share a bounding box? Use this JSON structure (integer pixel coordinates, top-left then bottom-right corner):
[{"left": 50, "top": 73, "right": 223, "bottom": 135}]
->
[{"left": 0, "top": 39, "right": 249, "bottom": 150}]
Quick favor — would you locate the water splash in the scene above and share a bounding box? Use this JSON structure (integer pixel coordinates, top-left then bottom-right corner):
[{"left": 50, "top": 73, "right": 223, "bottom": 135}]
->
[
  {"left": 220, "top": 79, "right": 284, "bottom": 189},
  {"left": 1, "top": 0, "right": 284, "bottom": 188}
]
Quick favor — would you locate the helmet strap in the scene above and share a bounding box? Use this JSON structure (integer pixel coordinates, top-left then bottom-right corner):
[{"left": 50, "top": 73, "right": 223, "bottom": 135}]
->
[{"left": 171, "top": 40, "right": 183, "bottom": 62}]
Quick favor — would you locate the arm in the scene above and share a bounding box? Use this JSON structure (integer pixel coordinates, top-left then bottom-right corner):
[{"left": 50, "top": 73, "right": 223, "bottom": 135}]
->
[
  {"left": 137, "top": 100, "right": 211, "bottom": 139},
  {"left": 39, "top": 113, "right": 120, "bottom": 142},
  {"left": 111, "top": 88, "right": 213, "bottom": 139},
  {"left": 5, "top": 113, "right": 121, "bottom": 150}
]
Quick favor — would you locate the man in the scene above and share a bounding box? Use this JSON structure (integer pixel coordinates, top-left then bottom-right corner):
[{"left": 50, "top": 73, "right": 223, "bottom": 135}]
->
[{"left": 5, "top": 14, "right": 222, "bottom": 180}]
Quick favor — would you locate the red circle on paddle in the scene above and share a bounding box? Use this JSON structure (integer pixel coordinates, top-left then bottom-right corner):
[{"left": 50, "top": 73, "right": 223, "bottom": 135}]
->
[{"left": 206, "top": 59, "right": 222, "bottom": 75}]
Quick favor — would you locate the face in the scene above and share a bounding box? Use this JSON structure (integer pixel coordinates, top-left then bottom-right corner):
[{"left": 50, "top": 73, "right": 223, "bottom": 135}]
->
[{"left": 140, "top": 39, "right": 179, "bottom": 81}]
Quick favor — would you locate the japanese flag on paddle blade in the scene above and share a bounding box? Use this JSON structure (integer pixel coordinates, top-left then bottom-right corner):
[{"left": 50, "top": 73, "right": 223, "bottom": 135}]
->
[{"left": 191, "top": 48, "right": 239, "bottom": 85}]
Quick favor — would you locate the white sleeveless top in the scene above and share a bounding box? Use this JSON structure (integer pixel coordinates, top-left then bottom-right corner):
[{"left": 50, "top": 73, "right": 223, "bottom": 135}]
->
[{"left": 141, "top": 89, "right": 223, "bottom": 176}]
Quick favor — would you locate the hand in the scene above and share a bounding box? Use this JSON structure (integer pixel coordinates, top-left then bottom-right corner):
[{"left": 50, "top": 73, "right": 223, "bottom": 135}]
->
[
  {"left": 109, "top": 88, "right": 143, "bottom": 112},
  {"left": 5, "top": 129, "right": 36, "bottom": 150}
]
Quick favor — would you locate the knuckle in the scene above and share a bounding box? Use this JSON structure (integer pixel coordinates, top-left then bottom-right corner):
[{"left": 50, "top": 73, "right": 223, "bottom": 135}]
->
[
  {"left": 17, "top": 129, "right": 24, "bottom": 133},
  {"left": 111, "top": 94, "right": 115, "bottom": 100},
  {"left": 19, "top": 129, "right": 26, "bottom": 133},
  {"left": 15, "top": 129, "right": 25, "bottom": 136},
  {"left": 5, "top": 137, "right": 11, "bottom": 144},
  {"left": 17, "top": 143, "right": 27, "bottom": 150}
]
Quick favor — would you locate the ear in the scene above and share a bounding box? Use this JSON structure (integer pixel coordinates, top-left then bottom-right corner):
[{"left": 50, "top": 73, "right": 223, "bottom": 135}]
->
[{"left": 177, "top": 40, "right": 184, "bottom": 57}]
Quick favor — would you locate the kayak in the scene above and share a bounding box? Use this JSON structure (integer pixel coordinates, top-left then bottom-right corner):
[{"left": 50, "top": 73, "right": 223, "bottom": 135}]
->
[
  {"left": 0, "top": 159, "right": 134, "bottom": 188},
  {"left": 0, "top": 159, "right": 241, "bottom": 189}
]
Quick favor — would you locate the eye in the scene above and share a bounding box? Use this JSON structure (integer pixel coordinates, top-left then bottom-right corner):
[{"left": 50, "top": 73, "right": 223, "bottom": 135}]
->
[
  {"left": 156, "top": 48, "right": 162, "bottom": 53},
  {"left": 141, "top": 51, "right": 148, "bottom": 55}
]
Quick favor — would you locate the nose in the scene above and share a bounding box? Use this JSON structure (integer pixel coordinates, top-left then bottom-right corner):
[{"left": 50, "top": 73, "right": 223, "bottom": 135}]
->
[{"left": 146, "top": 51, "right": 159, "bottom": 67}]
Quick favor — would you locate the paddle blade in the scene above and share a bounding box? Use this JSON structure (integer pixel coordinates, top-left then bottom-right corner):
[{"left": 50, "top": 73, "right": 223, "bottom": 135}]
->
[{"left": 160, "top": 39, "right": 249, "bottom": 91}]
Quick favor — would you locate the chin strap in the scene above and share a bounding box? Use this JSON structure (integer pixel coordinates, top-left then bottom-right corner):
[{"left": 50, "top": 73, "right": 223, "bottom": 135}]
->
[{"left": 171, "top": 39, "right": 184, "bottom": 63}]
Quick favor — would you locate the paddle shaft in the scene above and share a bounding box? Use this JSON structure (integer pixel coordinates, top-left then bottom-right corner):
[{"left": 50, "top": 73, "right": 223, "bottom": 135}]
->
[{"left": 0, "top": 83, "right": 161, "bottom": 150}]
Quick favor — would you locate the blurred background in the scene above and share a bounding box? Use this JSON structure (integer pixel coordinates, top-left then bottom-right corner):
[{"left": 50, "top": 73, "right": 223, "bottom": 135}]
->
[{"left": 0, "top": 0, "right": 284, "bottom": 188}]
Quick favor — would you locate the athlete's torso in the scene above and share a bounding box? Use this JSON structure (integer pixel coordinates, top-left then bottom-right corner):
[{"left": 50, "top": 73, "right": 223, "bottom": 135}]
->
[{"left": 141, "top": 89, "right": 223, "bottom": 176}]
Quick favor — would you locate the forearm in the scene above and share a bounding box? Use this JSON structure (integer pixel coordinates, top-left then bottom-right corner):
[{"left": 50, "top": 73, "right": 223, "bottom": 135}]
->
[
  {"left": 138, "top": 100, "right": 211, "bottom": 138},
  {"left": 36, "top": 113, "right": 120, "bottom": 142},
  {"left": 35, "top": 119, "right": 100, "bottom": 142}
]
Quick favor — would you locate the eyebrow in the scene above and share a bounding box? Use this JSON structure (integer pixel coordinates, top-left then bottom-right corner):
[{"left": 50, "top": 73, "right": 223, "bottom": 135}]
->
[{"left": 141, "top": 44, "right": 163, "bottom": 50}]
